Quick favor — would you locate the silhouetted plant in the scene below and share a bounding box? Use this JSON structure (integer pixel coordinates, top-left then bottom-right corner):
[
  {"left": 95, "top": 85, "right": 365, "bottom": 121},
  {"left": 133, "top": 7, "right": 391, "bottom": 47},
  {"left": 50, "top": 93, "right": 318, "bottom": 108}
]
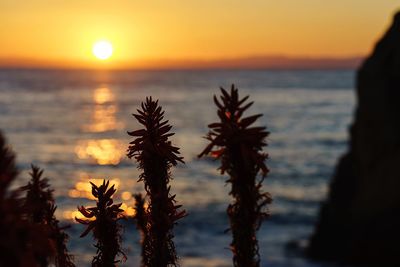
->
[
  {"left": 22, "top": 165, "right": 54, "bottom": 224},
  {"left": 22, "top": 165, "right": 55, "bottom": 267},
  {"left": 22, "top": 165, "right": 74, "bottom": 267},
  {"left": 133, "top": 193, "right": 148, "bottom": 267},
  {"left": 127, "top": 97, "right": 186, "bottom": 267},
  {"left": 0, "top": 131, "right": 26, "bottom": 266},
  {"left": 199, "top": 85, "right": 271, "bottom": 267},
  {"left": 76, "top": 180, "right": 125, "bottom": 267},
  {"left": 46, "top": 204, "right": 75, "bottom": 267},
  {"left": 0, "top": 132, "right": 43, "bottom": 267},
  {"left": 0, "top": 131, "right": 18, "bottom": 196}
]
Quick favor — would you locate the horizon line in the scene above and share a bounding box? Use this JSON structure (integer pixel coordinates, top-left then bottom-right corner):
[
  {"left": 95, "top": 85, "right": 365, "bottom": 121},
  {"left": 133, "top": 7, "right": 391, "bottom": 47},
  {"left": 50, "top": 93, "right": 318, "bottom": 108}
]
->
[{"left": 0, "top": 54, "right": 365, "bottom": 71}]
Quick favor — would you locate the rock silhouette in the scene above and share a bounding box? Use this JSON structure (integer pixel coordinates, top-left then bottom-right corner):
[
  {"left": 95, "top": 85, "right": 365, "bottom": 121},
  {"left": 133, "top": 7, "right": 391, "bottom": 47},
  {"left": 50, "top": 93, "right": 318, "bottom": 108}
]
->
[{"left": 308, "top": 11, "right": 400, "bottom": 266}]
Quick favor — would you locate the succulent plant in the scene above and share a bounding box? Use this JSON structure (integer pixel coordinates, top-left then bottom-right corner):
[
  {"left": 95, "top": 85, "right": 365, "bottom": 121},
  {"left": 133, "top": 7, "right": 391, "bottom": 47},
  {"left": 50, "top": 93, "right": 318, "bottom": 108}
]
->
[
  {"left": 22, "top": 165, "right": 54, "bottom": 224},
  {"left": 46, "top": 204, "right": 75, "bottom": 267},
  {"left": 0, "top": 133, "right": 59, "bottom": 267},
  {"left": 133, "top": 193, "right": 148, "bottom": 267},
  {"left": 199, "top": 85, "right": 271, "bottom": 267},
  {"left": 22, "top": 165, "right": 74, "bottom": 267},
  {"left": 76, "top": 180, "right": 125, "bottom": 267},
  {"left": 0, "top": 131, "right": 18, "bottom": 196},
  {"left": 127, "top": 97, "right": 186, "bottom": 267}
]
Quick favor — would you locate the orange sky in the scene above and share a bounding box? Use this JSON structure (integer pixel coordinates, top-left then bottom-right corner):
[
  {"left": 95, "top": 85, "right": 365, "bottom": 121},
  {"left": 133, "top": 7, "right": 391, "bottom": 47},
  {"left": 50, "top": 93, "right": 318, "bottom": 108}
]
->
[{"left": 0, "top": 1, "right": 398, "bottom": 69}]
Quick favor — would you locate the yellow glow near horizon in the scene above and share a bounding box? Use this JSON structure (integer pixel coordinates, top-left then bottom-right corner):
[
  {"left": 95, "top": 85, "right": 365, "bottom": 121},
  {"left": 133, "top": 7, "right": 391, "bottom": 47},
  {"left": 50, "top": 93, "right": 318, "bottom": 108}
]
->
[
  {"left": 0, "top": 1, "right": 399, "bottom": 68},
  {"left": 93, "top": 41, "right": 113, "bottom": 60}
]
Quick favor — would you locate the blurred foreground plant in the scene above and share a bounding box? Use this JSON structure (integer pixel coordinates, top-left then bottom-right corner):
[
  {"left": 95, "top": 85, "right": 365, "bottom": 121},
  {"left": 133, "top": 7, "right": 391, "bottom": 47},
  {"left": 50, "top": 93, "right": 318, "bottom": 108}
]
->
[
  {"left": 47, "top": 203, "right": 75, "bottom": 267},
  {"left": 0, "top": 131, "right": 18, "bottom": 196},
  {"left": 76, "top": 180, "right": 125, "bottom": 267},
  {"left": 22, "top": 165, "right": 74, "bottom": 267},
  {"left": 127, "top": 97, "right": 186, "bottom": 267},
  {"left": 0, "top": 133, "right": 53, "bottom": 267},
  {"left": 0, "top": 131, "right": 31, "bottom": 266},
  {"left": 199, "top": 85, "right": 271, "bottom": 267},
  {"left": 133, "top": 193, "right": 148, "bottom": 267}
]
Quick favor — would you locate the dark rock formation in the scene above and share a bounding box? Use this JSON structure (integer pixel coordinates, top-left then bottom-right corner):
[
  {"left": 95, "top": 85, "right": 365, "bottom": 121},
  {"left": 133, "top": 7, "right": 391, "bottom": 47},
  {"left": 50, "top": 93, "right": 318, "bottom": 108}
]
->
[{"left": 308, "top": 11, "right": 400, "bottom": 267}]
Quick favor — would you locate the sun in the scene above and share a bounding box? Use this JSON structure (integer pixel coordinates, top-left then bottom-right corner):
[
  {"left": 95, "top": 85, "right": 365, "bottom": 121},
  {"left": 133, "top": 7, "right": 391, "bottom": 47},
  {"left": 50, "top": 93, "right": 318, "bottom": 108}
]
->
[{"left": 93, "top": 41, "right": 113, "bottom": 60}]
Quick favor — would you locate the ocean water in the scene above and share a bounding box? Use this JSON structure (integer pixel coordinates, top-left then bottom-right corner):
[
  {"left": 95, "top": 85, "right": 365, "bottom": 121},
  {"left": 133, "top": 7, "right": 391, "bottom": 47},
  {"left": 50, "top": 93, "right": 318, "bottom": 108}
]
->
[{"left": 0, "top": 69, "right": 356, "bottom": 267}]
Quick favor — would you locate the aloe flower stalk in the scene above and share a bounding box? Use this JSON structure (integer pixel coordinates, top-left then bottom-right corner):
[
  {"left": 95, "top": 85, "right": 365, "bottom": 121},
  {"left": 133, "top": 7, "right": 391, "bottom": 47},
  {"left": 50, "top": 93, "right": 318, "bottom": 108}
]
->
[
  {"left": 76, "top": 180, "right": 125, "bottom": 267},
  {"left": 127, "top": 97, "right": 186, "bottom": 267},
  {"left": 133, "top": 193, "right": 148, "bottom": 267},
  {"left": 199, "top": 85, "right": 271, "bottom": 267}
]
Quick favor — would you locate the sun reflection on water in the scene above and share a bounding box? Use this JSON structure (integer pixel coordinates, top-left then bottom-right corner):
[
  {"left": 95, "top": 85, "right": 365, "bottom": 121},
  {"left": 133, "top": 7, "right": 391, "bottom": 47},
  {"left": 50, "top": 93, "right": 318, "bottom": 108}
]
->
[
  {"left": 94, "top": 87, "right": 115, "bottom": 104},
  {"left": 84, "top": 105, "right": 120, "bottom": 133},
  {"left": 76, "top": 86, "right": 125, "bottom": 165},
  {"left": 68, "top": 86, "right": 137, "bottom": 221},
  {"left": 75, "top": 139, "right": 124, "bottom": 165},
  {"left": 83, "top": 87, "right": 122, "bottom": 133},
  {"left": 68, "top": 178, "right": 121, "bottom": 200}
]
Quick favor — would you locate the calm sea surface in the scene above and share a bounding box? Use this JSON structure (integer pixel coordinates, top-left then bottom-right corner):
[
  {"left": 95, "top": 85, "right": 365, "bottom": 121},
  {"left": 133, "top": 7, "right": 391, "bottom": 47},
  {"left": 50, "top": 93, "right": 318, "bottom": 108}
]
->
[{"left": 0, "top": 69, "right": 356, "bottom": 267}]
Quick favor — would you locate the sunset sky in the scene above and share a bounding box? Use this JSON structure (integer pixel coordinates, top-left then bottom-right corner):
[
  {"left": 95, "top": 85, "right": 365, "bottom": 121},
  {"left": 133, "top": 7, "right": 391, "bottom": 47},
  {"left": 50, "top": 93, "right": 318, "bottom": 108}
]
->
[{"left": 0, "top": 1, "right": 398, "bottom": 69}]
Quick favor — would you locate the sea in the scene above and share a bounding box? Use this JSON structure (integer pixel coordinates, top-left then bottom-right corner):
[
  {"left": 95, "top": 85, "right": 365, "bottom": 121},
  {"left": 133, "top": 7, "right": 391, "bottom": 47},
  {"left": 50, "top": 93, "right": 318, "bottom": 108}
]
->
[{"left": 0, "top": 69, "right": 356, "bottom": 267}]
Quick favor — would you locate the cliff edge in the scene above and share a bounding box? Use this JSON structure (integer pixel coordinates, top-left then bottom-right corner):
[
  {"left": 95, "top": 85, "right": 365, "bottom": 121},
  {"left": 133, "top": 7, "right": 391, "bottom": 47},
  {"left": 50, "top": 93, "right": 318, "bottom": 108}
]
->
[{"left": 308, "top": 11, "right": 400, "bottom": 266}]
